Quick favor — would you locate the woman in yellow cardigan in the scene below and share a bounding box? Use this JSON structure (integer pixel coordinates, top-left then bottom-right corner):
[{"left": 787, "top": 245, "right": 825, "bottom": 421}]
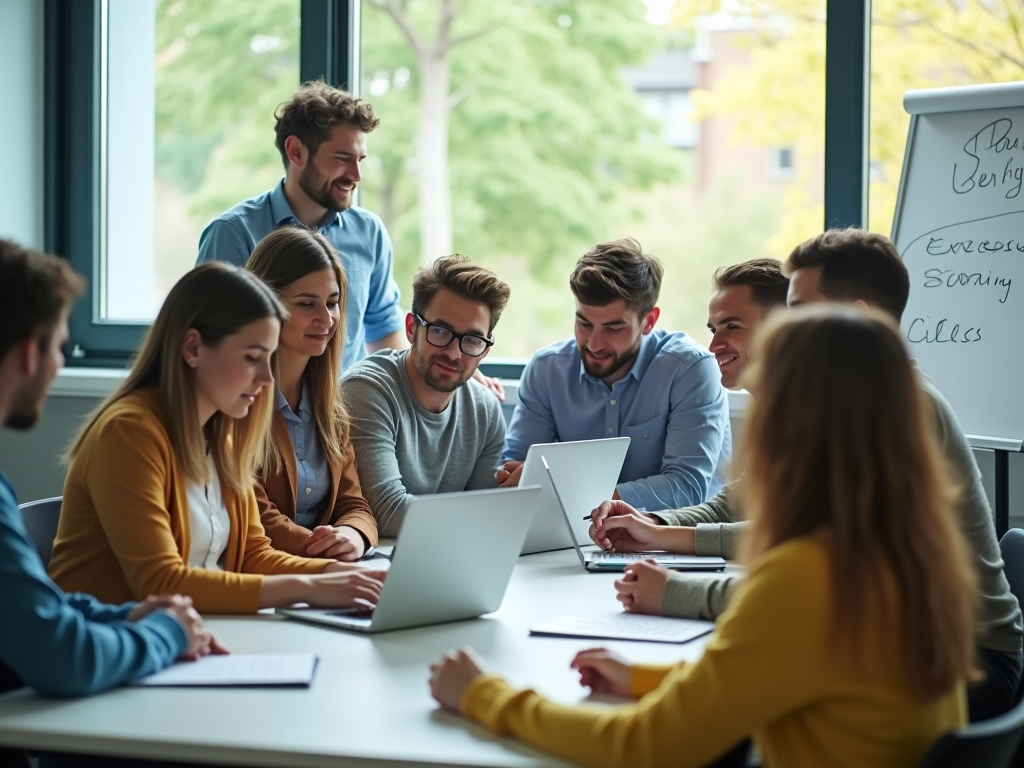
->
[
  {"left": 245, "top": 227, "right": 378, "bottom": 560},
  {"left": 49, "top": 263, "right": 384, "bottom": 614},
  {"left": 430, "top": 305, "right": 979, "bottom": 768}
]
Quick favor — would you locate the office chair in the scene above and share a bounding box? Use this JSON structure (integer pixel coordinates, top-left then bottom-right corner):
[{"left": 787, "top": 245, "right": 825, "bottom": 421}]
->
[
  {"left": 1001, "top": 528, "right": 1024, "bottom": 610},
  {"left": 917, "top": 688, "right": 1024, "bottom": 768},
  {"left": 917, "top": 528, "right": 1024, "bottom": 768},
  {"left": 17, "top": 496, "right": 62, "bottom": 569}
]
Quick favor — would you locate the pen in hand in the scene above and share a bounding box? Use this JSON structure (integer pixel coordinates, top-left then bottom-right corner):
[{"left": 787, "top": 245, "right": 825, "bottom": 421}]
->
[{"left": 583, "top": 506, "right": 646, "bottom": 521}]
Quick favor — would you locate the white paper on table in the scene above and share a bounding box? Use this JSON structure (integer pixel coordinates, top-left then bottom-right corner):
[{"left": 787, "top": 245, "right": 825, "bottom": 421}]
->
[
  {"left": 529, "top": 613, "right": 714, "bottom": 644},
  {"left": 131, "top": 654, "right": 318, "bottom": 687}
]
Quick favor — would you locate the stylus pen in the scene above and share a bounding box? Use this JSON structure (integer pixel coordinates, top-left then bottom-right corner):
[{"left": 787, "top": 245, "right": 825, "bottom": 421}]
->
[{"left": 583, "top": 506, "right": 645, "bottom": 520}]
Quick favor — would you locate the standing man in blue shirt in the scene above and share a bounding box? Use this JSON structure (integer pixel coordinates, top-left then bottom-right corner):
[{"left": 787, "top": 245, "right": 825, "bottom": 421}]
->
[
  {"left": 0, "top": 241, "right": 222, "bottom": 768},
  {"left": 196, "top": 81, "right": 502, "bottom": 397},
  {"left": 195, "top": 81, "right": 406, "bottom": 373},
  {"left": 499, "top": 239, "right": 730, "bottom": 511}
]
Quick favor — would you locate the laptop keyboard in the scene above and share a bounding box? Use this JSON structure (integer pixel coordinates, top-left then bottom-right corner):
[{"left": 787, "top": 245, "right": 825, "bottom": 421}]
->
[{"left": 589, "top": 551, "right": 680, "bottom": 562}]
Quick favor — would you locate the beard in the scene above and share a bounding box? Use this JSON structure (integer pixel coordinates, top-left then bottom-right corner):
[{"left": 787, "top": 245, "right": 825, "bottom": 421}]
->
[
  {"left": 412, "top": 349, "right": 471, "bottom": 393},
  {"left": 580, "top": 337, "right": 642, "bottom": 381},
  {"left": 5, "top": 378, "right": 46, "bottom": 430},
  {"left": 297, "top": 162, "right": 355, "bottom": 214}
]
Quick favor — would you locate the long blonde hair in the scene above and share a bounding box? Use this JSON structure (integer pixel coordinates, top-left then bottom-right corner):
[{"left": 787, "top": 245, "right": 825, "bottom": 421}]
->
[
  {"left": 66, "top": 263, "right": 287, "bottom": 494},
  {"left": 736, "top": 304, "right": 978, "bottom": 697},
  {"left": 244, "top": 227, "right": 350, "bottom": 469}
]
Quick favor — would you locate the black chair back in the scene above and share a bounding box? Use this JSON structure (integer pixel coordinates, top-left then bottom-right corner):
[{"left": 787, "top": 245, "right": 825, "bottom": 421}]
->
[{"left": 17, "top": 496, "right": 62, "bottom": 569}]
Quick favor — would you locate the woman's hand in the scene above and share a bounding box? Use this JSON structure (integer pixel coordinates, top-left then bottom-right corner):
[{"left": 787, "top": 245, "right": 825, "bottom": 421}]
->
[
  {"left": 429, "top": 647, "right": 488, "bottom": 713},
  {"left": 305, "top": 569, "right": 387, "bottom": 608},
  {"left": 305, "top": 525, "right": 366, "bottom": 561},
  {"left": 570, "top": 647, "right": 633, "bottom": 697}
]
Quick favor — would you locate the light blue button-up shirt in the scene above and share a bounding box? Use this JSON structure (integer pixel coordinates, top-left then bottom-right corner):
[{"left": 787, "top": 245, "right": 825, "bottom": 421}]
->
[
  {"left": 275, "top": 385, "right": 331, "bottom": 529},
  {"left": 503, "top": 329, "right": 731, "bottom": 511},
  {"left": 196, "top": 179, "right": 405, "bottom": 371}
]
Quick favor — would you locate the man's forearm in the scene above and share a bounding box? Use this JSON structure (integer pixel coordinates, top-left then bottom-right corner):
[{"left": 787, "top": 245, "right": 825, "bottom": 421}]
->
[
  {"left": 654, "top": 525, "right": 697, "bottom": 554},
  {"left": 365, "top": 330, "right": 408, "bottom": 354}
]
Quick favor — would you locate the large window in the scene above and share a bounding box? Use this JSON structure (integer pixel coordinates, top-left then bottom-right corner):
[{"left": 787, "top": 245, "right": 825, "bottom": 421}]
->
[
  {"left": 49, "top": 0, "right": 877, "bottom": 366},
  {"left": 48, "top": 0, "right": 310, "bottom": 363},
  {"left": 357, "top": 1, "right": 827, "bottom": 357}
]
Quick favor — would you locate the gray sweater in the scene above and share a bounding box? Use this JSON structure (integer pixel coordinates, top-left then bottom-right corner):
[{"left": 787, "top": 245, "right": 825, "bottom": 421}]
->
[
  {"left": 340, "top": 350, "right": 506, "bottom": 537},
  {"left": 656, "top": 371, "right": 1024, "bottom": 656}
]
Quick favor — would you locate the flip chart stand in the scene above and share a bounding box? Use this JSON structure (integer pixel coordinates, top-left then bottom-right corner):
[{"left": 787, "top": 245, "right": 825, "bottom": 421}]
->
[{"left": 968, "top": 436, "right": 1022, "bottom": 538}]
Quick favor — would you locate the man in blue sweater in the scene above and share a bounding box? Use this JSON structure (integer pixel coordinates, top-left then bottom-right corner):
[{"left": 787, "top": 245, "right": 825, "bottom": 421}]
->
[{"left": 0, "top": 240, "right": 221, "bottom": 764}]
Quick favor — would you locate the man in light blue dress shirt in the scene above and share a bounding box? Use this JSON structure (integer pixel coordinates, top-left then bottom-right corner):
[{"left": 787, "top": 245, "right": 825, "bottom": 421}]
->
[
  {"left": 500, "top": 239, "right": 731, "bottom": 511},
  {"left": 195, "top": 82, "right": 405, "bottom": 372}
]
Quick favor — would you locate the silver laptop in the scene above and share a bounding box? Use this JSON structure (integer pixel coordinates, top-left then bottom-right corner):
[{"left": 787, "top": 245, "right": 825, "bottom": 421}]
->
[
  {"left": 519, "top": 437, "right": 631, "bottom": 555},
  {"left": 278, "top": 485, "right": 542, "bottom": 632},
  {"left": 541, "top": 456, "right": 727, "bottom": 573}
]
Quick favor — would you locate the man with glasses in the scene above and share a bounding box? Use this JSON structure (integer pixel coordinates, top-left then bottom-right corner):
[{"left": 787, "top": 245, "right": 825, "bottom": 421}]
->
[{"left": 340, "top": 255, "right": 511, "bottom": 536}]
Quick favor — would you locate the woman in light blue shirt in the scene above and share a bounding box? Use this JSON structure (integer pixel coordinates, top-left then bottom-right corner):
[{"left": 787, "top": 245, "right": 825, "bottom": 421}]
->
[{"left": 246, "top": 227, "right": 379, "bottom": 561}]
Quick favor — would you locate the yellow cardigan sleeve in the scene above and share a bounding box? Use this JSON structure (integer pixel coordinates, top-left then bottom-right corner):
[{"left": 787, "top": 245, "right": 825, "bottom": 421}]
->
[
  {"left": 81, "top": 411, "right": 268, "bottom": 614},
  {"left": 461, "top": 541, "right": 833, "bottom": 768}
]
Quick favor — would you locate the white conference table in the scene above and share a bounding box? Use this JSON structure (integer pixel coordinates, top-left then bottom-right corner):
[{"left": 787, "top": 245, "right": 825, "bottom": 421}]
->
[{"left": 0, "top": 549, "right": 721, "bottom": 767}]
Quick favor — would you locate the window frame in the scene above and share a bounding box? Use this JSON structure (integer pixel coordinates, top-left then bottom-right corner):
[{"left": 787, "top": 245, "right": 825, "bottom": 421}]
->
[
  {"left": 44, "top": 0, "right": 358, "bottom": 367},
  {"left": 44, "top": 0, "right": 870, "bottom": 371}
]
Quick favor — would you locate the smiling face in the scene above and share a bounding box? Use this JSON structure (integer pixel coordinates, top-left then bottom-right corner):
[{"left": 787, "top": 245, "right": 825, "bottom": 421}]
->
[
  {"left": 186, "top": 317, "right": 280, "bottom": 424},
  {"left": 707, "top": 285, "right": 766, "bottom": 389},
  {"left": 574, "top": 299, "right": 657, "bottom": 386},
  {"left": 278, "top": 268, "right": 341, "bottom": 359},
  {"left": 406, "top": 288, "right": 492, "bottom": 394},
  {"left": 295, "top": 123, "right": 366, "bottom": 213}
]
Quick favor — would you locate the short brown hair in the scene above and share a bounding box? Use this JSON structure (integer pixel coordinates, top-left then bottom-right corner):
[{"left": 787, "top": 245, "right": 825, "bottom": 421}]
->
[
  {"left": 785, "top": 228, "right": 910, "bottom": 321},
  {"left": 0, "top": 240, "right": 85, "bottom": 360},
  {"left": 274, "top": 80, "right": 380, "bottom": 168},
  {"left": 712, "top": 258, "right": 789, "bottom": 312},
  {"left": 411, "top": 255, "right": 511, "bottom": 333},
  {"left": 569, "top": 238, "right": 663, "bottom": 317}
]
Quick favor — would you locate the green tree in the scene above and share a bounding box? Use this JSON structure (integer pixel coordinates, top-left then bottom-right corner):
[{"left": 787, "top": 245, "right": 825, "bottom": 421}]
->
[
  {"left": 359, "top": 0, "right": 686, "bottom": 280},
  {"left": 671, "top": 0, "right": 1024, "bottom": 254}
]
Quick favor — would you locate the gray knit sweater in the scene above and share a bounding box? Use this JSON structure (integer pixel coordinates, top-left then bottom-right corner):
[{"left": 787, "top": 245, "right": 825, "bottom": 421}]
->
[{"left": 655, "top": 370, "right": 1024, "bottom": 656}]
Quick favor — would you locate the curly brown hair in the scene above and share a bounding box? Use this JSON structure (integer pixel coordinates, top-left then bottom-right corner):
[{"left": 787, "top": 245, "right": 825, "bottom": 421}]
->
[{"left": 274, "top": 80, "right": 380, "bottom": 168}]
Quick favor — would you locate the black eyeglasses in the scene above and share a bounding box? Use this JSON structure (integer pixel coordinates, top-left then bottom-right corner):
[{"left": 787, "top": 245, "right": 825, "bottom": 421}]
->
[{"left": 412, "top": 313, "right": 493, "bottom": 357}]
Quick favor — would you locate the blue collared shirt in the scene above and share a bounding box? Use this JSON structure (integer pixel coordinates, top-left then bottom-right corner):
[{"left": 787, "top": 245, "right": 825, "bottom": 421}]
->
[
  {"left": 196, "top": 179, "right": 405, "bottom": 371},
  {"left": 503, "top": 330, "right": 731, "bottom": 511},
  {"left": 275, "top": 385, "right": 331, "bottom": 528},
  {"left": 0, "top": 471, "right": 185, "bottom": 696}
]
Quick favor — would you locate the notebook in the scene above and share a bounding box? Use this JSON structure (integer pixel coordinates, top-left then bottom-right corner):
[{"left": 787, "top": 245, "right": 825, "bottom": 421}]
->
[
  {"left": 131, "top": 654, "right": 318, "bottom": 687},
  {"left": 530, "top": 613, "right": 714, "bottom": 644}
]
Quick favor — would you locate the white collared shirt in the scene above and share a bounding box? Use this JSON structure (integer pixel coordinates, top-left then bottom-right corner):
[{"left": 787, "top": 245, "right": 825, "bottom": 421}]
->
[{"left": 185, "top": 455, "right": 230, "bottom": 570}]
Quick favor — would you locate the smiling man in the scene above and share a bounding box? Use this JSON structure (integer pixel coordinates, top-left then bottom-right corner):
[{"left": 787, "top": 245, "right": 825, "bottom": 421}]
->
[
  {"left": 501, "top": 239, "right": 731, "bottom": 511},
  {"left": 339, "top": 256, "right": 510, "bottom": 537},
  {"left": 196, "top": 81, "right": 405, "bottom": 372},
  {"left": 708, "top": 258, "right": 790, "bottom": 389}
]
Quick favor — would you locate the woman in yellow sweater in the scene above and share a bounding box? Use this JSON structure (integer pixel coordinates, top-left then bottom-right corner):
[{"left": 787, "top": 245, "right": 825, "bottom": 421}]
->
[
  {"left": 245, "top": 227, "right": 378, "bottom": 560},
  {"left": 429, "top": 305, "right": 979, "bottom": 768},
  {"left": 49, "top": 263, "right": 384, "bottom": 614}
]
